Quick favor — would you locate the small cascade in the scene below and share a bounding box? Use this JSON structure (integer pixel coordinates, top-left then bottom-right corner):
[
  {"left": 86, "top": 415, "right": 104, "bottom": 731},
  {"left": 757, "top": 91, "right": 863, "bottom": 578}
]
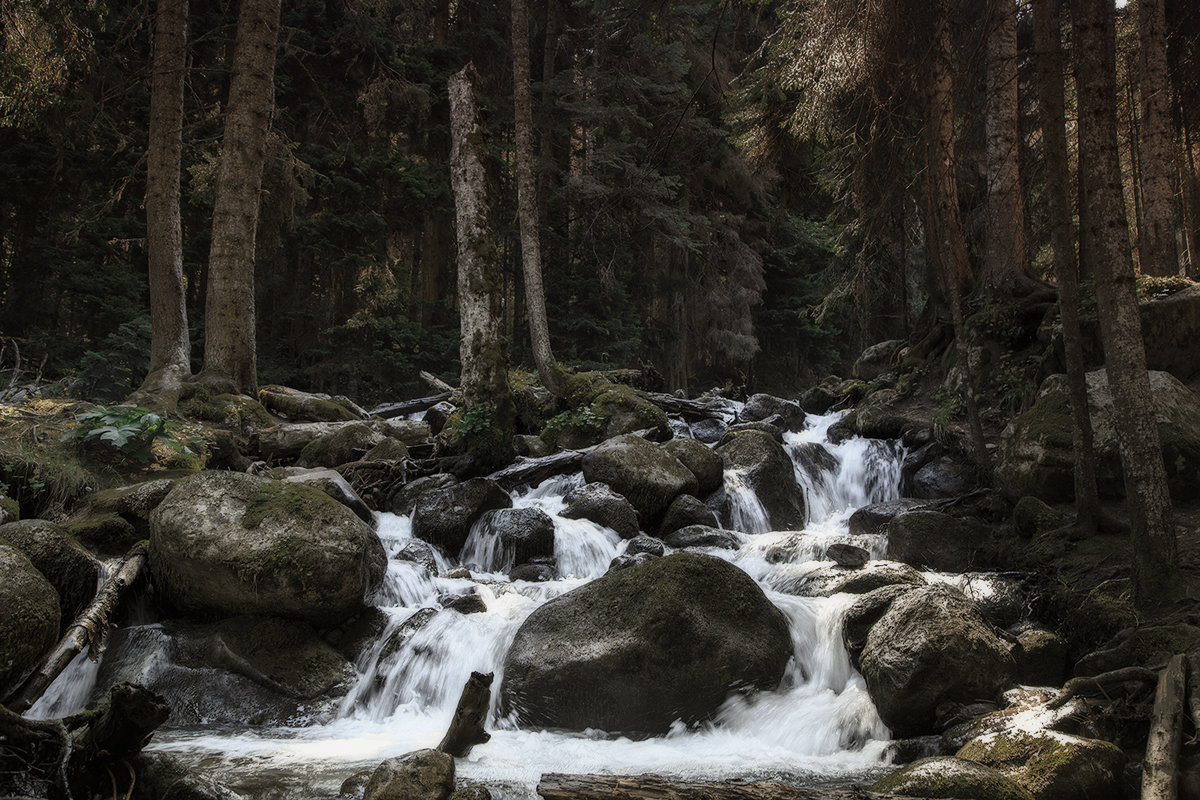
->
[{"left": 723, "top": 468, "right": 771, "bottom": 534}]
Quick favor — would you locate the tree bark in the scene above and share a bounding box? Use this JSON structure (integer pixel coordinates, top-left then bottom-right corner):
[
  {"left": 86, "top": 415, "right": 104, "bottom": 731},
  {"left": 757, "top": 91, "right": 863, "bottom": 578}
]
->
[
  {"left": 512, "top": 0, "right": 567, "bottom": 396},
  {"left": 980, "top": 0, "right": 1031, "bottom": 295},
  {"left": 437, "top": 671, "right": 492, "bottom": 758},
  {"left": 1072, "top": 0, "right": 1179, "bottom": 609},
  {"left": 138, "top": 0, "right": 192, "bottom": 401},
  {"left": 1141, "top": 654, "right": 1186, "bottom": 800},
  {"left": 537, "top": 773, "right": 924, "bottom": 800},
  {"left": 200, "top": 0, "right": 281, "bottom": 396},
  {"left": 4, "top": 542, "right": 149, "bottom": 714},
  {"left": 448, "top": 62, "right": 514, "bottom": 461},
  {"left": 1034, "top": 0, "right": 1100, "bottom": 533},
  {"left": 1137, "top": 0, "right": 1181, "bottom": 277}
]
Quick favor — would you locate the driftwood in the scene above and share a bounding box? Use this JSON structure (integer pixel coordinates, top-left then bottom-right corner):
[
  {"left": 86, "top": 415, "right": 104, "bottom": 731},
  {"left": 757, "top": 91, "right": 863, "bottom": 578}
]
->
[
  {"left": 420, "top": 370, "right": 458, "bottom": 394},
  {"left": 536, "top": 773, "right": 931, "bottom": 800},
  {"left": 437, "top": 671, "right": 492, "bottom": 758},
  {"left": 484, "top": 429, "right": 654, "bottom": 490},
  {"left": 0, "top": 682, "right": 169, "bottom": 799},
  {"left": 1046, "top": 666, "right": 1160, "bottom": 710},
  {"left": 370, "top": 392, "right": 453, "bottom": 420},
  {"left": 642, "top": 391, "right": 731, "bottom": 421},
  {"left": 5, "top": 541, "right": 149, "bottom": 714},
  {"left": 1142, "top": 654, "right": 1188, "bottom": 800},
  {"left": 253, "top": 419, "right": 433, "bottom": 460}
]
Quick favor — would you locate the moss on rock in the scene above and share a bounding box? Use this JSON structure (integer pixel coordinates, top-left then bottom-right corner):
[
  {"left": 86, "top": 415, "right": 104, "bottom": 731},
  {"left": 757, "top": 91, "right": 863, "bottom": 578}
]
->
[
  {"left": 870, "top": 756, "right": 1034, "bottom": 800},
  {"left": 956, "top": 729, "right": 1125, "bottom": 800}
]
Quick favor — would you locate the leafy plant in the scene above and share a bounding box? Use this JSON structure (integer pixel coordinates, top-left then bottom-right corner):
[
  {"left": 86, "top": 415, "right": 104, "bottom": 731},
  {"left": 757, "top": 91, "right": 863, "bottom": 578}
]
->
[{"left": 62, "top": 404, "right": 192, "bottom": 464}]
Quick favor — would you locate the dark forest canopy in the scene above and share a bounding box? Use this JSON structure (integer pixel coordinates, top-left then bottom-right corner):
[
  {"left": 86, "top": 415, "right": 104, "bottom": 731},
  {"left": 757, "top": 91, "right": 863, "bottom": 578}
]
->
[{"left": 0, "top": 0, "right": 1198, "bottom": 405}]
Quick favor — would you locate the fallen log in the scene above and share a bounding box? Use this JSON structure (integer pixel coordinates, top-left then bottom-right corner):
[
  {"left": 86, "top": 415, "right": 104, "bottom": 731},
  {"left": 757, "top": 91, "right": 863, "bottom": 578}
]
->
[
  {"left": 536, "top": 773, "right": 930, "bottom": 800},
  {"left": 642, "top": 391, "right": 732, "bottom": 421},
  {"left": 437, "top": 671, "right": 492, "bottom": 758},
  {"left": 370, "top": 392, "right": 452, "bottom": 420},
  {"left": 4, "top": 541, "right": 149, "bottom": 714},
  {"left": 420, "top": 370, "right": 458, "bottom": 394},
  {"left": 1046, "top": 666, "right": 1159, "bottom": 710},
  {"left": 1142, "top": 653, "right": 1187, "bottom": 800},
  {"left": 484, "top": 429, "right": 654, "bottom": 490}
]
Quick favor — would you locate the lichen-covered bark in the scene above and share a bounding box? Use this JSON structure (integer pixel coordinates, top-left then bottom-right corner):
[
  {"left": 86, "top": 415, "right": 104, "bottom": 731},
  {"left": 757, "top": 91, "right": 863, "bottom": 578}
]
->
[
  {"left": 201, "top": 0, "right": 281, "bottom": 395},
  {"left": 1136, "top": 0, "right": 1180, "bottom": 277},
  {"left": 140, "top": 0, "right": 191, "bottom": 398},
  {"left": 1073, "top": 0, "right": 1178, "bottom": 608}
]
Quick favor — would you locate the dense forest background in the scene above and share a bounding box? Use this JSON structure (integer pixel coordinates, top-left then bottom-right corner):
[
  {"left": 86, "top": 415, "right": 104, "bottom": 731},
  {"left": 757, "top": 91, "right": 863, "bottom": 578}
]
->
[{"left": 1, "top": 0, "right": 1198, "bottom": 405}]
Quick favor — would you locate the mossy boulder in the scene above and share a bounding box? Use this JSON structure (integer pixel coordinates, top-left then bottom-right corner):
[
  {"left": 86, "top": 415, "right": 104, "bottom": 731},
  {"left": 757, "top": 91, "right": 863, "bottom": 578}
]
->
[
  {"left": 1015, "top": 628, "right": 1068, "bottom": 687},
  {"left": 0, "top": 519, "right": 99, "bottom": 626},
  {"left": 63, "top": 512, "right": 139, "bottom": 557},
  {"left": 500, "top": 552, "right": 791, "bottom": 734},
  {"left": 853, "top": 388, "right": 926, "bottom": 440},
  {"left": 1012, "top": 496, "right": 1069, "bottom": 540},
  {"left": 589, "top": 385, "right": 671, "bottom": 442},
  {"left": 581, "top": 435, "right": 697, "bottom": 525},
  {"left": 0, "top": 491, "right": 17, "bottom": 524},
  {"left": 411, "top": 478, "right": 512, "bottom": 556},
  {"left": 149, "top": 471, "right": 386, "bottom": 627},
  {"left": 364, "top": 748, "right": 455, "bottom": 800},
  {"left": 85, "top": 478, "right": 176, "bottom": 535},
  {"left": 870, "top": 756, "right": 1034, "bottom": 800},
  {"left": 0, "top": 543, "right": 60, "bottom": 696},
  {"left": 957, "top": 730, "right": 1126, "bottom": 800},
  {"left": 179, "top": 391, "right": 276, "bottom": 432},
  {"left": 662, "top": 438, "right": 724, "bottom": 495},
  {"left": 886, "top": 510, "right": 993, "bottom": 572},
  {"left": 858, "top": 584, "right": 1017, "bottom": 737},
  {"left": 996, "top": 369, "right": 1200, "bottom": 503},
  {"left": 853, "top": 339, "right": 905, "bottom": 382},
  {"left": 659, "top": 494, "right": 718, "bottom": 535},
  {"left": 713, "top": 431, "right": 805, "bottom": 531},
  {"left": 281, "top": 468, "right": 375, "bottom": 523},
  {"left": 561, "top": 482, "right": 640, "bottom": 540},
  {"left": 297, "top": 422, "right": 400, "bottom": 468},
  {"left": 387, "top": 474, "right": 459, "bottom": 517}
]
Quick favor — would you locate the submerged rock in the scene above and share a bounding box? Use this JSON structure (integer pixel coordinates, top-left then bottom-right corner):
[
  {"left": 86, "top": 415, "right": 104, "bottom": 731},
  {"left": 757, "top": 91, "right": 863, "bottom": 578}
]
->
[
  {"left": 149, "top": 471, "right": 386, "bottom": 627},
  {"left": 500, "top": 552, "right": 791, "bottom": 734},
  {"left": 858, "top": 584, "right": 1017, "bottom": 737}
]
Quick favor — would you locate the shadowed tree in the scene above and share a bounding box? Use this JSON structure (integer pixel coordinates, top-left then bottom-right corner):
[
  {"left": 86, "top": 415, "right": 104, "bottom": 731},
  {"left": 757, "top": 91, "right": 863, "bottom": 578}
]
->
[{"left": 1137, "top": 0, "right": 1180, "bottom": 276}]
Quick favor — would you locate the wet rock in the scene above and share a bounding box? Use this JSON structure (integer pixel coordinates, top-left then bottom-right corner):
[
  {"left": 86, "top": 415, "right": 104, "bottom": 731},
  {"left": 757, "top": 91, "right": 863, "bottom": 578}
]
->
[
  {"left": 688, "top": 417, "right": 728, "bottom": 444},
  {"left": 513, "top": 434, "right": 552, "bottom": 458},
  {"left": 82, "top": 478, "right": 176, "bottom": 537},
  {"left": 364, "top": 748, "right": 455, "bottom": 800},
  {"left": 714, "top": 431, "right": 806, "bottom": 531},
  {"left": 442, "top": 590, "right": 487, "bottom": 615},
  {"left": 0, "top": 518, "right": 99, "bottom": 626},
  {"left": 501, "top": 552, "right": 792, "bottom": 734},
  {"left": 842, "top": 585, "right": 919, "bottom": 670},
  {"left": 858, "top": 584, "right": 1017, "bottom": 737},
  {"left": 625, "top": 534, "right": 666, "bottom": 557},
  {"left": 1015, "top": 627, "right": 1068, "bottom": 687},
  {"left": 387, "top": 474, "right": 458, "bottom": 516},
  {"left": 911, "top": 454, "right": 978, "bottom": 499},
  {"left": 149, "top": 472, "right": 386, "bottom": 627},
  {"left": 412, "top": 479, "right": 511, "bottom": 555},
  {"left": 775, "top": 561, "right": 925, "bottom": 598},
  {"left": 486, "top": 507, "right": 556, "bottom": 567},
  {"left": 448, "top": 787, "right": 492, "bottom": 800},
  {"left": 886, "top": 510, "right": 992, "bottom": 572},
  {"left": 954, "top": 573, "right": 1028, "bottom": 629},
  {"left": 0, "top": 544, "right": 60, "bottom": 696},
  {"left": 659, "top": 494, "right": 718, "bottom": 535},
  {"left": 957, "top": 729, "right": 1126, "bottom": 800},
  {"left": 883, "top": 736, "right": 949, "bottom": 766},
  {"left": 509, "top": 562, "right": 556, "bottom": 582},
  {"left": 996, "top": 369, "right": 1200, "bottom": 503},
  {"left": 283, "top": 468, "right": 375, "bottom": 523},
  {"left": 740, "top": 394, "right": 806, "bottom": 432},
  {"left": 662, "top": 438, "right": 724, "bottom": 495},
  {"left": 662, "top": 525, "right": 740, "bottom": 551},
  {"left": 826, "top": 542, "right": 869, "bottom": 568},
  {"left": 853, "top": 388, "right": 926, "bottom": 440},
  {"left": 870, "top": 756, "right": 1034, "bottom": 800},
  {"left": 132, "top": 752, "right": 248, "bottom": 800},
  {"left": 423, "top": 401, "right": 456, "bottom": 435},
  {"left": 607, "top": 552, "right": 656, "bottom": 573},
  {"left": 800, "top": 384, "right": 841, "bottom": 415},
  {"left": 562, "top": 483, "right": 640, "bottom": 540},
  {"left": 789, "top": 441, "right": 838, "bottom": 478},
  {"left": 722, "top": 421, "right": 784, "bottom": 441},
  {"left": 581, "top": 435, "right": 697, "bottom": 524},
  {"left": 393, "top": 538, "right": 440, "bottom": 575}
]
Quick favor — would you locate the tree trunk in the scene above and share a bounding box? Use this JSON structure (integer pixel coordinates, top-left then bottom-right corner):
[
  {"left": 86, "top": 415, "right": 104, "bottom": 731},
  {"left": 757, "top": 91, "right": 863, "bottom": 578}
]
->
[
  {"left": 1137, "top": 0, "right": 1181, "bottom": 277},
  {"left": 138, "top": 0, "right": 191, "bottom": 402},
  {"left": 1072, "top": 0, "right": 1179, "bottom": 609},
  {"left": 437, "top": 671, "right": 492, "bottom": 758},
  {"left": 1141, "top": 654, "right": 1186, "bottom": 800},
  {"left": 200, "top": 0, "right": 281, "bottom": 396},
  {"left": 980, "top": 0, "right": 1030, "bottom": 295},
  {"left": 448, "top": 62, "right": 514, "bottom": 462},
  {"left": 1034, "top": 0, "right": 1100, "bottom": 533},
  {"left": 512, "top": 0, "right": 566, "bottom": 396}
]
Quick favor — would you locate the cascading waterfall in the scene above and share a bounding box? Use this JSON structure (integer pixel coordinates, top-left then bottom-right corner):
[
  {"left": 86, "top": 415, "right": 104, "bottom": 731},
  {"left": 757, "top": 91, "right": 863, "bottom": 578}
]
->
[{"left": 41, "top": 410, "right": 912, "bottom": 799}]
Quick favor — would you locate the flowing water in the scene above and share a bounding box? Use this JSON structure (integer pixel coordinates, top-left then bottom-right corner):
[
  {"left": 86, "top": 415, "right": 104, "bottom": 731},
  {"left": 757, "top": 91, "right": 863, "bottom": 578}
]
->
[{"left": 40, "top": 410, "right": 911, "bottom": 798}]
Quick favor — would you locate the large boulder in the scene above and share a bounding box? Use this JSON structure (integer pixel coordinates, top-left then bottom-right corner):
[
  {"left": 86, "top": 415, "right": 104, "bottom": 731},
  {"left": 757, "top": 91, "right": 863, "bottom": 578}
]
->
[
  {"left": 0, "top": 544, "right": 60, "bottom": 695},
  {"left": 364, "top": 749, "right": 455, "bottom": 800},
  {"left": 957, "top": 730, "right": 1126, "bottom": 800},
  {"left": 411, "top": 479, "right": 512, "bottom": 555},
  {"left": 659, "top": 494, "right": 718, "bottom": 535},
  {"left": 739, "top": 394, "right": 805, "bottom": 432},
  {"left": 561, "top": 483, "right": 640, "bottom": 539},
  {"left": 853, "top": 339, "right": 905, "bottom": 382},
  {"left": 886, "top": 510, "right": 992, "bottom": 572},
  {"left": 910, "top": 455, "right": 978, "bottom": 499},
  {"left": 858, "top": 584, "right": 1017, "bottom": 737},
  {"left": 870, "top": 756, "right": 1034, "bottom": 800},
  {"left": 500, "top": 553, "right": 792, "bottom": 734},
  {"left": 581, "top": 435, "right": 697, "bottom": 524},
  {"left": 0, "top": 519, "right": 99, "bottom": 625},
  {"left": 848, "top": 499, "right": 932, "bottom": 537},
  {"left": 478, "top": 507, "right": 556, "bottom": 569},
  {"left": 297, "top": 422, "right": 401, "bottom": 468},
  {"left": 281, "top": 468, "right": 374, "bottom": 523},
  {"left": 996, "top": 369, "right": 1200, "bottom": 503},
  {"left": 714, "top": 431, "right": 805, "bottom": 531},
  {"left": 149, "top": 472, "right": 386, "bottom": 627},
  {"left": 662, "top": 438, "right": 724, "bottom": 495},
  {"left": 842, "top": 584, "right": 920, "bottom": 670}
]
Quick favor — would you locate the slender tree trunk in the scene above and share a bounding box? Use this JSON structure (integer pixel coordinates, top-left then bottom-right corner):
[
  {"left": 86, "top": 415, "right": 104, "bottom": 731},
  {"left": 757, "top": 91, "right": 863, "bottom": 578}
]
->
[
  {"left": 448, "top": 62, "right": 514, "bottom": 460},
  {"left": 512, "top": 0, "right": 566, "bottom": 396},
  {"left": 200, "top": 0, "right": 281, "bottom": 396},
  {"left": 1034, "top": 0, "right": 1100, "bottom": 533},
  {"left": 137, "top": 0, "right": 191, "bottom": 402},
  {"left": 1137, "top": 0, "right": 1181, "bottom": 276},
  {"left": 981, "top": 0, "right": 1030, "bottom": 295},
  {"left": 1073, "top": 0, "right": 1179, "bottom": 609}
]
